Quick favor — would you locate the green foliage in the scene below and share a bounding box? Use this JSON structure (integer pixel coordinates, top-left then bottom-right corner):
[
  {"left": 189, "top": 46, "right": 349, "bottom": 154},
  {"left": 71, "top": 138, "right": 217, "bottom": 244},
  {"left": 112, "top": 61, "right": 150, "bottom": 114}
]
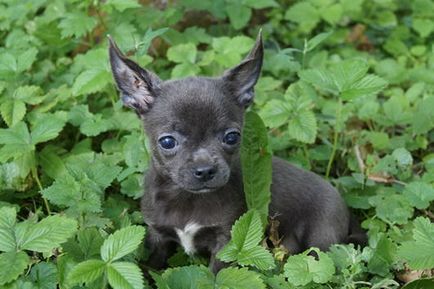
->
[
  {"left": 241, "top": 112, "right": 272, "bottom": 224},
  {"left": 217, "top": 210, "right": 275, "bottom": 270},
  {"left": 0, "top": 0, "right": 433, "bottom": 287}
]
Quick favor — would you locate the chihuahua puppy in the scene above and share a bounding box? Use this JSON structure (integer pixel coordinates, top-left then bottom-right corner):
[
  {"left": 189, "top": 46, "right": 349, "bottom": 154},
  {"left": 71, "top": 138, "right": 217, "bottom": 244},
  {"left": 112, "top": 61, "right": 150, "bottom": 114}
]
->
[{"left": 108, "top": 33, "right": 366, "bottom": 273}]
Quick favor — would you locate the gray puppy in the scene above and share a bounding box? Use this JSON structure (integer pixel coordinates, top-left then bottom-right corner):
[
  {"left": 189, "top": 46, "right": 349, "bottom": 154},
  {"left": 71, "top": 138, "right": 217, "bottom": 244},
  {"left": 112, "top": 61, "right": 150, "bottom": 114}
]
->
[{"left": 108, "top": 33, "right": 366, "bottom": 273}]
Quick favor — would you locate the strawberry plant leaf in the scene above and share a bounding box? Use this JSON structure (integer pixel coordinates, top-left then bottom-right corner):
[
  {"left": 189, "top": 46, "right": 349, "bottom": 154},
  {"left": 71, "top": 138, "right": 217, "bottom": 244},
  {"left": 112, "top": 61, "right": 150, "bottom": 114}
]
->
[
  {"left": 216, "top": 267, "right": 266, "bottom": 289},
  {"left": 398, "top": 217, "right": 434, "bottom": 269},
  {"left": 0, "top": 251, "right": 29, "bottom": 285},
  {"left": 68, "top": 259, "right": 106, "bottom": 285},
  {"left": 241, "top": 112, "right": 272, "bottom": 224},
  {"left": 100, "top": 225, "right": 146, "bottom": 262},
  {"left": 107, "top": 262, "right": 146, "bottom": 289},
  {"left": 18, "top": 215, "right": 78, "bottom": 252},
  {"left": 0, "top": 207, "right": 17, "bottom": 252}
]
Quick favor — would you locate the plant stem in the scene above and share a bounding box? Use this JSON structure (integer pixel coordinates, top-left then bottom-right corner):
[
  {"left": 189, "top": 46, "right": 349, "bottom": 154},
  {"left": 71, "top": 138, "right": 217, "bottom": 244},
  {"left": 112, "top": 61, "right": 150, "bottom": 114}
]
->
[
  {"left": 32, "top": 167, "right": 51, "bottom": 215},
  {"left": 325, "top": 98, "right": 343, "bottom": 179}
]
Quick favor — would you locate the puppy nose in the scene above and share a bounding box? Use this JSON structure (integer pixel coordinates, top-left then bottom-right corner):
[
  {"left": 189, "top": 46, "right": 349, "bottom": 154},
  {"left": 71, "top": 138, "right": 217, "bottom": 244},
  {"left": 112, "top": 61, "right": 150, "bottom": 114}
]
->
[{"left": 193, "top": 165, "right": 217, "bottom": 182}]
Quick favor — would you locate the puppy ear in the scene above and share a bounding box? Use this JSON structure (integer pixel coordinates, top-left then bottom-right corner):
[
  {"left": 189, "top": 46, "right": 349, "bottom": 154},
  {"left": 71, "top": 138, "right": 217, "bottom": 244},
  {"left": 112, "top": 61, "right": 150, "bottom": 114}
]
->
[
  {"left": 222, "top": 31, "right": 263, "bottom": 107},
  {"left": 108, "top": 36, "right": 161, "bottom": 114}
]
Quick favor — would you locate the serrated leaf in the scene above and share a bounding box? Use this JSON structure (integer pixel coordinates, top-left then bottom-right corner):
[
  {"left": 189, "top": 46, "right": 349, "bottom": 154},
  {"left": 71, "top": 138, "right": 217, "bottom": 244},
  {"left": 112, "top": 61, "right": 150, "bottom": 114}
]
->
[
  {"left": 226, "top": 3, "right": 252, "bottom": 30},
  {"left": 244, "top": 0, "right": 277, "bottom": 9},
  {"left": 0, "top": 122, "right": 31, "bottom": 145},
  {"left": 0, "top": 207, "right": 17, "bottom": 252},
  {"left": 403, "top": 182, "right": 434, "bottom": 210},
  {"left": 68, "top": 259, "right": 106, "bottom": 285},
  {"left": 107, "top": 262, "right": 145, "bottom": 289},
  {"left": 259, "top": 99, "right": 291, "bottom": 128},
  {"left": 287, "top": 110, "right": 317, "bottom": 144},
  {"left": 236, "top": 245, "right": 275, "bottom": 270},
  {"left": 160, "top": 265, "right": 213, "bottom": 289},
  {"left": 101, "top": 225, "right": 146, "bottom": 262},
  {"left": 306, "top": 31, "right": 333, "bottom": 52},
  {"left": 367, "top": 234, "right": 396, "bottom": 276},
  {"left": 341, "top": 74, "right": 388, "bottom": 100},
  {"left": 232, "top": 210, "right": 262, "bottom": 250},
  {"left": 398, "top": 217, "right": 434, "bottom": 269},
  {"left": 18, "top": 215, "right": 78, "bottom": 252},
  {"left": 106, "top": 0, "right": 141, "bottom": 12},
  {"left": 0, "top": 99, "right": 26, "bottom": 127},
  {"left": 29, "top": 262, "right": 57, "bottom": 289},
  {"left": 17, "top": 47, "right": 38, "bottom": 72},
  {"left": 216, "top": 267, "right": 266, "bottom": 289},
  {"left": 217, "top": 210, "right": 275, "bottom": 270},
  {"left": 59, "top": 12, "right": 97, "bottom": 38},
  {"left": 284, "top": 250, "right": 335, "bottom": 286},
  {"left": 0, "top": 251, "right": 29, "bottom": 285},
  {"left": 241, "top": 112, "right": 272, "bottom": 224},
  {"left": 167, "top": 43, "right": 197, "bottom": 63},
  {"left": 137, "top": 27, "right": 169, "bottom": 56},
  {"left": 72, "top": 69, "right": 111, "bottom": 96},
  {"left": 283, "top": 254, "right": 311, "bottom": 286},
  {"left": 31, "top": 114, "right": 66, "bottom": 145}
]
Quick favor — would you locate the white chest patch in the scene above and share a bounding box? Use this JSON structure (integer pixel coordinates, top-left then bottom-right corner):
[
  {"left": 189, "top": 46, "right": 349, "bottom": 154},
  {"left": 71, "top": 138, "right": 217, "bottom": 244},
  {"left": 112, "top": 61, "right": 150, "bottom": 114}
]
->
[{"left": 175, "top": 222, "right": 203, "bottom": 255}]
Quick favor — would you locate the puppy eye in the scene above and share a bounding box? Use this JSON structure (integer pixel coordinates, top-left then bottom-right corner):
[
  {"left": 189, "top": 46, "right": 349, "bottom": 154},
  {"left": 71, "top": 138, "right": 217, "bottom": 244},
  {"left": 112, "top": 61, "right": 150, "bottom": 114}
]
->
[
  {"left": 223, "top": 131, "right": 240, "bottom": 145},
  {"left": 158, "top": 135, "right": 178, "bottom": 150}
]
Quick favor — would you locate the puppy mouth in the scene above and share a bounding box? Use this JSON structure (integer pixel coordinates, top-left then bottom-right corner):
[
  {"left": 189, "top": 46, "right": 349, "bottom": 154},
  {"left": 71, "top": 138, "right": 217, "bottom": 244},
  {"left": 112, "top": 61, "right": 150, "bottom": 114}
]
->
[{"left": 185, "top": 186, "right": 220, "bottom": 194}]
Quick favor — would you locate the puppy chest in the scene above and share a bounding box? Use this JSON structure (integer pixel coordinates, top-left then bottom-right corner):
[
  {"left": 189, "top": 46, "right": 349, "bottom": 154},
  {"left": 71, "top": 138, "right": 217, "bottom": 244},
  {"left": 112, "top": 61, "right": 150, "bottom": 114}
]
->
[
  {"left": 174, "top": 222, "right": 203, "bottom": 255},
  {"left": 173, "top": 222, "right": 223, "bottom": 255}
]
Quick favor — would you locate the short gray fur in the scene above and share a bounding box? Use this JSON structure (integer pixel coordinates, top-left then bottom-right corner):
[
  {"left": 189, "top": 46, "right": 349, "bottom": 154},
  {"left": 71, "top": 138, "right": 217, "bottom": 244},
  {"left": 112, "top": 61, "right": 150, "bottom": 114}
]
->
[{"left": 108, "top": 33, "right": 366, "bottom": 273}]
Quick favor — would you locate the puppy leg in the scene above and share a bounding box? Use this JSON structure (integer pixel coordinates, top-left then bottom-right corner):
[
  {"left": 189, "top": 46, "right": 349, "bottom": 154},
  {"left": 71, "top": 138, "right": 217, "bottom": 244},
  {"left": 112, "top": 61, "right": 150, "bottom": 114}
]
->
[
  {"left": 209, "top": 233, "right": 231, "bottom": 274},
  {"left": 145, "top": 226, "right": 174, "bottom": 270},
  {"left": 304, "top": 222, "right": 341, "bottom": 252}
]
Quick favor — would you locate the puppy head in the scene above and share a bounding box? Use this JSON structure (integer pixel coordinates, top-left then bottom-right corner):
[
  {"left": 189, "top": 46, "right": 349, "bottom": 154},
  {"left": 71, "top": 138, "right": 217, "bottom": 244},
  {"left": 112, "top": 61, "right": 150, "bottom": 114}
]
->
[{"left": 109, "top": 33, "right": 263, "bottom": 193}]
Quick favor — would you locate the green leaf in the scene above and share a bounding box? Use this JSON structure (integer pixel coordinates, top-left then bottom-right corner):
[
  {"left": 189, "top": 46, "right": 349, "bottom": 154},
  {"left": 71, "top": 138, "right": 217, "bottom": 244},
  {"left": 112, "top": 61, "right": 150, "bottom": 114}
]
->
[
  {"left": 68, "top": 259, "right": 106, "bottom": 285},
  {"left": 0, "top": 251, "right": 29, "bottom": 285},
  {"left": 0, "top": 99, "right": 26, "bottom": 127},
  {"left": 299, "top": 59, "right": 387, "bottom": 100},
  {"left": 216, "top": 267, "right": 266, "bottom": 289},
  {"left": 340, "top": 74, "right": 388, "bottom": 100},
  {"left": 31, "top": 114, "right": 66, "bottom": 145},
  {"left": 403, "top": 182, "right": 434, "bottom": 210},
  {"left": 284, "top": 2, "right": 320, "bottom": 32},
  {"left": 59, "top": 12, "right": 97, "bottom": 38},
  {"left": 398, "top": 217, "right": 434, "bottom": 269},
  {"left": 17, "top": 47, "right": 38, "bottom": 72},
  {"left": 392, "top": 148, "right": 413, "bottom": 167},
  {"left": 0, "top": 122, "right": 31, "bottom": 145},
  {"left": 402, "top": 278, "right": 434, "bottom": 289},
  {"left": 105, "top": 0, "right": 141, "bottom": 12},
  {"left": 0, "top": 207, "right": 17, "bottom": 252},
  {"left": 107, "top": 262, "right": 145, "bottom": 289},
  {"left": 217, "top": 210, "right": 275, "bottom": 270},
  {"left": 367, "top": 234, "right": 396, "bottom": 276},
  {"left": 306, "top": 31, "right": 333, "bottom": 52},
  {"left": 137, "top": 28, "right": 169, "bottom": 56},
  {"left": 413, "top": 18, "right": 434, "bottom": 38},
  {"left": 287, "top": 110, "right": 317, "bottom": 144},
  {"left": 72, "top": 69, "right": 111, "bottom": 96},
  {"left": 160, "top": 265, "right": 213, "bottom": 289},
  {"left": 369, "top": 191, "right": 413, "bottom": 225},
  {"left": 100, "top": 225, "right": 146, "bottom": 262},
  {"left": 283, "top": 254, "right": 311, "bottom": 286},
  {"left": 18, "top": 215, "right": 78, "bottom": 252},
  {"left": 244, "top": 0, "right": 278, "bottom": 9},
  {"left": 241, "top": 112, "right": 272, "bottom": 224},
  {"left": 167, "top": 43, "right": 197, "bottom": 63},
  {"left": 284, "top": 250, "right": 335, "bottom": 286},
  {"left": 236, "top": 245, "right": 276, "bottom": 270},
  {"left": 29, "top": 262, "right": 57, "bottom": 289},
  {"left": 259, "top": 99, "right": 291, "bottom": 128},
  {"left": 225, "top": 3, "right": 252, "bottom": 30}
]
